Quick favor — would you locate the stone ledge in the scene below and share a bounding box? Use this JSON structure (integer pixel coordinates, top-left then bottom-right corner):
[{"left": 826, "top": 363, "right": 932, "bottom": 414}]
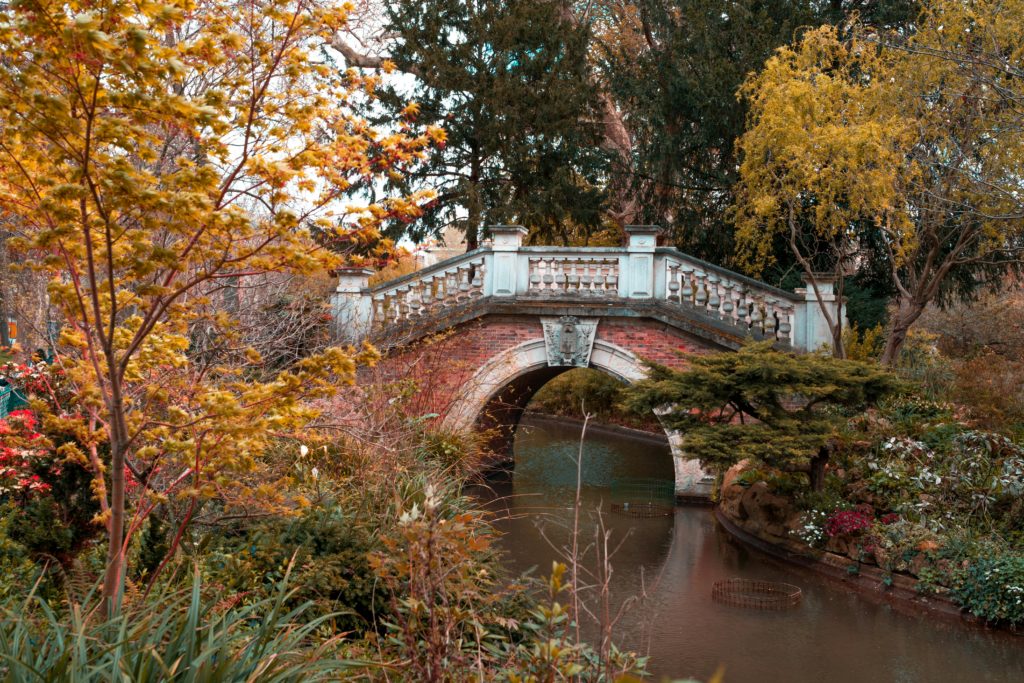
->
[{"left": 713, "top": 506, "right": 983, "bottom": 627}]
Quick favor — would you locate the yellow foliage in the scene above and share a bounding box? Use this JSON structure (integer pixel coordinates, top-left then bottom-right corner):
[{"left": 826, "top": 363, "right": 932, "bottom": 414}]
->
[{"left": 0, "top": 0, "right": 438, "bottom": 594}]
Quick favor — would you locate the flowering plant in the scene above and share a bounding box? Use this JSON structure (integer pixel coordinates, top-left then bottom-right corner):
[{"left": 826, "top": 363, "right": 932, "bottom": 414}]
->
[
  {"left": 825, "top": 508, "right": 873, "bottom": 538},
  {"left": 0, "top": 410, "right": 54, "bottom": 498}
]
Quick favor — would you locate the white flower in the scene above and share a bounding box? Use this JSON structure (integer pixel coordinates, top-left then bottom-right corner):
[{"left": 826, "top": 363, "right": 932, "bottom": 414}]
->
[
  {"left": 311, "top": 466, "right": 319, "bottom": 480},
  {"left": 299, "top": 444, "right": 309, "bottom": 458},
  {"left": 400, "top": 503, "right": 422, "bottom": 525}
]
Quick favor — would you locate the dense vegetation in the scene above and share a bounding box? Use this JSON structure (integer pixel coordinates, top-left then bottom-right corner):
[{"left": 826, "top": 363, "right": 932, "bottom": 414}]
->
[
  {"left": 624, "top": 329, "right": 1024, "bottom": 628},
  {"left": 0, "top": 0, "right": 1022, "bottom": 678}
]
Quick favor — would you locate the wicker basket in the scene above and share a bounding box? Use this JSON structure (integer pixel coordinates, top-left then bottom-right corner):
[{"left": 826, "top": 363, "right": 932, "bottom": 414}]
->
[{"left": 712, "top": 578, "right": 802, "bottom": 610}]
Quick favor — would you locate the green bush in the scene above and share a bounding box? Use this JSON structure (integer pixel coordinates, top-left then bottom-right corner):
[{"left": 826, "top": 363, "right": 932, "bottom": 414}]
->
[
  {"left": 953, "top": 554, "right": 1024, "bottom": 626},
  {"left": 204, "top": 500, "right": 386, "bottom": 635}
]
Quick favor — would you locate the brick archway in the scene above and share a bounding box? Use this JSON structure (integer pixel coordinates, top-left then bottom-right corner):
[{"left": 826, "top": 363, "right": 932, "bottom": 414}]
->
[{"left": 440, "top": 335, "right": 706, "bottom": 496}]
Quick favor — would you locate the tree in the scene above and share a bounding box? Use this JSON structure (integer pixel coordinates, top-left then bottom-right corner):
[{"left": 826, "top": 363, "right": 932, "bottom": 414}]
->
[
  {"left": 0, "top": 0, "right": 434, "bottom": 609},
  {"left": 589, "top": 0, "right": 918, "bottom": 261},
  {"left": 734, "top": 1, "right": 1024, "bottom": 365},
  {"left": 623, "top": 342, "right": 896, "bottom": 490},
  {"left": 338, "top": 0, "right": 609, "bottom": 250}
]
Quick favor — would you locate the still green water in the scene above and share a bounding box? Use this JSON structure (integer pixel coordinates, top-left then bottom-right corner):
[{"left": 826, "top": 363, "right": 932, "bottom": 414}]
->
[{"left": 474, "top": 414, "right": 1024, "bottom": 683}]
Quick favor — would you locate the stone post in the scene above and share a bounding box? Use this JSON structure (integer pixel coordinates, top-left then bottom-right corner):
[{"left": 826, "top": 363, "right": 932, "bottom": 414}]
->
[
  {"left": 488, "top": 225, "right": 527, "bottom": 297},
  {"left": 623, "top": 225, "right": 658, "bottom": 299},
  {"left": 793, "top": 274, "right": 846, "bottom": 353},
  {"left": 330, "top": 267, "right": 374, "bottom": 343}
]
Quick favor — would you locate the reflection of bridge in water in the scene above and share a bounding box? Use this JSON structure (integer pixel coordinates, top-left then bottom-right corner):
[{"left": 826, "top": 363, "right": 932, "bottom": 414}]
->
[{"left": 332, "top": 226, "right": 842, "bottom": 498}]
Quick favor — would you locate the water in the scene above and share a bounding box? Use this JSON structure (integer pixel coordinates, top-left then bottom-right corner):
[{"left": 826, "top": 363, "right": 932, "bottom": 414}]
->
[{"left": 474, "top": 415, "right": 1024, "bottom": 682}]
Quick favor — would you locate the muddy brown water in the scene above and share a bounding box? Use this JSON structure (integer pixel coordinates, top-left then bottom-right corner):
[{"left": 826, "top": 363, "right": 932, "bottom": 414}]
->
[{"left": 472, "top": 415, "right": 1024, "bottom": 683}]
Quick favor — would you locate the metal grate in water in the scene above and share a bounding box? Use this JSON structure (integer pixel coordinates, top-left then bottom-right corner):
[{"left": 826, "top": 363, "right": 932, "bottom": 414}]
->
[
  {"left": 712, "top": 578, "right": 802, "bottom": 610},
  {"left": 609, "top": 477, "right": 675, "bottom": 517}
]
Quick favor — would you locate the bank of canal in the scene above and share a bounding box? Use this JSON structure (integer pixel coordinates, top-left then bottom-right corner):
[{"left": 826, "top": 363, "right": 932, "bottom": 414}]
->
[{"left": 474, "top": 414, "right": 1024, "bottom": 682}]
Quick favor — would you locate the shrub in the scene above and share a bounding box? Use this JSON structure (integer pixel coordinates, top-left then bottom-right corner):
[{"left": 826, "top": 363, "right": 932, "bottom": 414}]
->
[
  {"left": 953, "top": 354, "right": 1024, "bottom": 435},
  {"left": 0, "top": 409, "right": 101, "bottom": 567},
  {"left": 205, "top": 501, "right": 386, "bottom": 635},
  {"left": 953, "top": 554, "right": 1024, "bottom": 626}
]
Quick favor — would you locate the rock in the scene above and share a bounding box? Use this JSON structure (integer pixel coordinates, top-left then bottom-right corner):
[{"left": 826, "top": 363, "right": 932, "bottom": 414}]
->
[
  {"left": 719, "top": 460, "right": 751, "bottom": 521},
  {"left": 738, "top": 481, "right": 797, "bottom": 541}
]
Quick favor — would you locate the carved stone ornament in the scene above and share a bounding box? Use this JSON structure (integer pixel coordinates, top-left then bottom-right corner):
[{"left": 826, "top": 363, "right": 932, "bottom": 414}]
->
[{"left": 541, "top": 316, "right": 598, "bottom": 367}]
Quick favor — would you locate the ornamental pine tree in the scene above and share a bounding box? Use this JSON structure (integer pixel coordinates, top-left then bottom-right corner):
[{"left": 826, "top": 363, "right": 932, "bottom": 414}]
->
[{"left": 623, "top": 342, "right": 897, "bottom": 490}]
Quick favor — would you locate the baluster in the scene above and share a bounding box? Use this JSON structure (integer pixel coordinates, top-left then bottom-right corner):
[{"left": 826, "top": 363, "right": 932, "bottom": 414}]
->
[
  {"left": 721, "top": 282, "right": 735, "bottom": 322},
  {"left": 606, "top": 259, "right": 619, "bottom": 293},
  {"left": 667, "top": 263, "right": 681, "bottom": 303},
  {"left": 565, "top": 260, "right": 578, "bottom": 295},
  {"left": 707, "top": 274, "right": 721, "bottom": 316},
  {"left": 408, "top": 282, "right": 423, "bottom": 318},
  {"left": 750, "top": 295, "right": 764, "bottom": 334},
  {"left": 777, "top": 303, "right": 793, "bottom": 344},
  {"left": 735, "top": 286, "right": 748, "bottom": 328},
  {"left": 541, "top": 258, "right": 554, "bottom": 293},
  {"left": 680, "top": 266, "right": 694, "bottom": 303},
  {"left": 593, "top": 260, "right": 606, "bottom": 293},
  {"left": 457, "top": 265, "right": 471, "bottom": 302},
  {"left": 529, "top": 258, "right": 542, "bottom": 295},
  {"left": 553, "top": 258, "right": 566, "bottom": 294},
  {"left": 764, "top": 297, "right": 778, "bottom": 337},
  {"left": 470, "top": 261, "right": 484, "bottom": 297},
  {"left": 580, "top": 260, "right": 593, "bottom": 296},
  {"left": 393, "top": 286, "right": 408, "bottom": 322},
  {"left": 373, "top": 295, "right": 385, "bottom": 329},
  {"left": 694, "top": 271, "right": 708, "bottom": 310}
]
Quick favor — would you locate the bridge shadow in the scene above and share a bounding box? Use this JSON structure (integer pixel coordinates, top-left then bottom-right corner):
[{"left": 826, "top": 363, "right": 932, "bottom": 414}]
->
[{"left": 475, "top": 364, "right": 573, "bottom": 463}]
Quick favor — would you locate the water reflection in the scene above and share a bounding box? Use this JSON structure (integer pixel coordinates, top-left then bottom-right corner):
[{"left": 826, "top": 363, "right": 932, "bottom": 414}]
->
[{"left": 475, "top": 415, "right": 1024, "bottom": 682}]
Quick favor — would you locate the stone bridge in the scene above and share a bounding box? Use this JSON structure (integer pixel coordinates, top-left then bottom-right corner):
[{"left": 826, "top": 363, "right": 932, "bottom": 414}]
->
[{"left": 331, "top": 226, "right": 841, "bottom": 498}]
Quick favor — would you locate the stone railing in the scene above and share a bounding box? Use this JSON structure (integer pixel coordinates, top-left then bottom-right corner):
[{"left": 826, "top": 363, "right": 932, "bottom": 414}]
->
[{"left": 332, "top": 225, "right": 842, "bottom": 351}]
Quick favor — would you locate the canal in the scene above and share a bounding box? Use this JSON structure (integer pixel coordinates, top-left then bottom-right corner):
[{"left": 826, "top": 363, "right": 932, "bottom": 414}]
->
[{"left": 474, "top": 414, "right": 1024, "bottom": 682}]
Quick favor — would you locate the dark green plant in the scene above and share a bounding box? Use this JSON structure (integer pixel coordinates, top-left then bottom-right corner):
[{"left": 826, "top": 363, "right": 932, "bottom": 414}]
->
[
  {"left": 135, "top": 513, "right": 171, "bottom": 581},
  {"left": 624, "top": 342, "right": 897, "bottom": 490},
  {"left": 205, "top": 501, "right": 385, "bottom": 635},
  {"left": 952, "top": 554, "right": 1024, "bottom": 626}
]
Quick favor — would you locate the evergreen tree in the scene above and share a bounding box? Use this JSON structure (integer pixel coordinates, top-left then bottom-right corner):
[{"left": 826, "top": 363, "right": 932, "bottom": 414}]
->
[
  {"left": 623, "top": 342, "right": 897, "bottom": 490},
  {"left": 371, "top": 0, "right": 609, "bottom": 250}
]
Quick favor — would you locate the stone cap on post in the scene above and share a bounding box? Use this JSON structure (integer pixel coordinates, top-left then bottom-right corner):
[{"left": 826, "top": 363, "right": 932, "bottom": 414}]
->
[
  {"left": 625, "top": 225, "right": 659, "bottom": 252},
  {"left": 489, "top": 225, "right": 529, "bottom": 251},
  {"left": 796, "top": 273, "right": 839, "bottom": 302},
  {"left": 335, "top": 267, "right": 374, "bottom": 293}
]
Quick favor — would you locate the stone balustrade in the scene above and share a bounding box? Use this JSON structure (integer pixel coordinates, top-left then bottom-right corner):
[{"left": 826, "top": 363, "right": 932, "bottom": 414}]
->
[{"left": 331, "top": 225, "right": 842, "bottom": 352}]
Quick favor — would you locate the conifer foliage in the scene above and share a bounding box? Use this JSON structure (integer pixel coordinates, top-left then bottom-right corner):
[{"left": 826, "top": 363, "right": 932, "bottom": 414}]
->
[
  {"left": 624, "top": 342, "right": 897, "bottom": 490},
  {"left": 369, "top": 0, "right": 609, "bottom": 249}
]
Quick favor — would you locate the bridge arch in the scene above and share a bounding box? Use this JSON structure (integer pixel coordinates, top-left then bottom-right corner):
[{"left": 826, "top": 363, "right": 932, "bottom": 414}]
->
[{"left": 441, "top": 337, "right": 706, "bottom": 496}]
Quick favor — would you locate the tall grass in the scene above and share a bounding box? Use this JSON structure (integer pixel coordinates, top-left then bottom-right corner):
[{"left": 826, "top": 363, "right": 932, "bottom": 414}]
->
[{"left": 0, "top": 570, "right": 365, "bottom": 682}]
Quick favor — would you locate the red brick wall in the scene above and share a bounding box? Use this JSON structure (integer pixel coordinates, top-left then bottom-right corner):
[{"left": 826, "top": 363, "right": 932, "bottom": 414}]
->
[{"left": 365, "top": 315, "right": 713, "bottom": 419}]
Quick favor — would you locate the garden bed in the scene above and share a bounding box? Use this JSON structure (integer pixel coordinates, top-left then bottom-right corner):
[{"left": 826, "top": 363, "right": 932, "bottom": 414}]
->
[{"left": 713, "top": 506, "right": 975, "bottom": 626}]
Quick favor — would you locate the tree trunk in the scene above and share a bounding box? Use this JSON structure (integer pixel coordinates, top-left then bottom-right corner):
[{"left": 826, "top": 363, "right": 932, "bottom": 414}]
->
[
  {"left": 880, "top": 298, "right": 927, "bottom": 367},
  {"left": 809, "top": 446, "right": 829, "bottom": 492},
  {"left": 102, "top": 378, "right": 129, "bottom": 615}
]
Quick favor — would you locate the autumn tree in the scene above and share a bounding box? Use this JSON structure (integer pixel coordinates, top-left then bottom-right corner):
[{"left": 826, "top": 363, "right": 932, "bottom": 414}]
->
[
  {"left": 0, "top": 0, "right": 436, "bottom": 609},
  {"left": 734, "top": 0, "right": 1024, "bottom": 365},
  {"left": 623, "top": 342, "right": 897, "bottom": 491}
]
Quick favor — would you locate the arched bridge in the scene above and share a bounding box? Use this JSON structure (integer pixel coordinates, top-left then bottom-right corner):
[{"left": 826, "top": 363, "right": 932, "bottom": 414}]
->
[{"left": 332, "top": 226, "right": 840, "bottom": 498}]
